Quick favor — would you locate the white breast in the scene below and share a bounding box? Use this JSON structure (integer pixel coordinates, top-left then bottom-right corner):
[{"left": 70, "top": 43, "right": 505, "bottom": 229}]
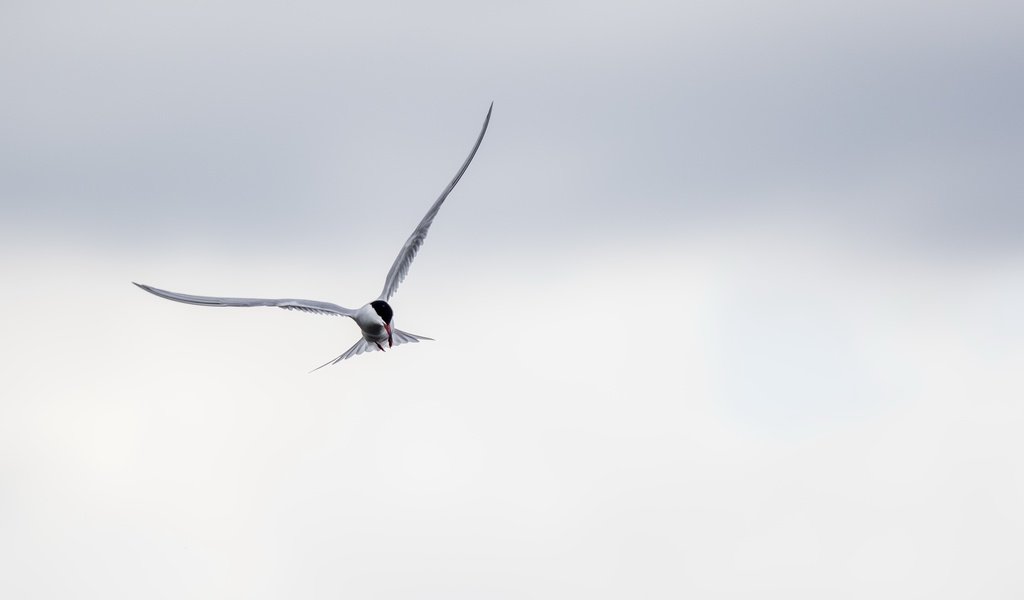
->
[{"left": 354, "top": 304, "right": 388, "bottom": 342}]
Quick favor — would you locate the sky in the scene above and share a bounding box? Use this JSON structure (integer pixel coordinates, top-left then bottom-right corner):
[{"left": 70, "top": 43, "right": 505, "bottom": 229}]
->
[{"left": 1, "top": 1, "right": 1023, "bottom": 598}]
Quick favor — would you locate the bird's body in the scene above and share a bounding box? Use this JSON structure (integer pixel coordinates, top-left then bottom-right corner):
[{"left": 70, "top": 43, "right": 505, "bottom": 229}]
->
[
  {"left": 355, "top": 303, "right": 391, "bottom": 346},
  {"left": 134, "top": 104, "right": 492, "bottom": 370}
]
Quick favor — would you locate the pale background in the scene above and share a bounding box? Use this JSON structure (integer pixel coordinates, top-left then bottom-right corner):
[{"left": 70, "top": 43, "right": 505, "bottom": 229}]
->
[{"left": 2, "top": 1, "right": 1023, "bottom": 598}]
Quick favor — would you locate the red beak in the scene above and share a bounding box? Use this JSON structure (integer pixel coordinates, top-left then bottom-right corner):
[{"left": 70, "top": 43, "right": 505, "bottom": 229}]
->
[{"left": 385, "top": 323, "right": 393, "bottom": 348}]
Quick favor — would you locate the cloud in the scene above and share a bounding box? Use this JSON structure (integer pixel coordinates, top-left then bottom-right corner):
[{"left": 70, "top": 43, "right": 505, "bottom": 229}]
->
[
  {"left": 1, "top": 2, "right": 1022, "bottom": 596},
  {"left": 1, "top": 228, "right": 1022, "bottom": 597},
  {"left": 1, "top": 0, "right": 1021, "bottom": 254}
]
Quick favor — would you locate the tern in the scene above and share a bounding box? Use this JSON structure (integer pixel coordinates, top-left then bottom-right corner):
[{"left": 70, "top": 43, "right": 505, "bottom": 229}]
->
[{"left": 134, "top": 103, "right": 492, "bottom": 371}]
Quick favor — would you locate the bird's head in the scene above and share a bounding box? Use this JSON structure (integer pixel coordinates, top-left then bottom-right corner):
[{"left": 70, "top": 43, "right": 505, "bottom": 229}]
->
[{"left": 370, "top": 300, "right": 394, "bottom": 347}]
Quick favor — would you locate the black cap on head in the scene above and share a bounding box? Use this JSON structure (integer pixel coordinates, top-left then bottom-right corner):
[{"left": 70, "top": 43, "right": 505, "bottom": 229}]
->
[{"left": 370, "top": 300, "right": 393, "bottom": 323}]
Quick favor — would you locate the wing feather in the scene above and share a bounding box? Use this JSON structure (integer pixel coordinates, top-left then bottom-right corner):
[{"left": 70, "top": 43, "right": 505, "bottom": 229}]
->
[
  {"left": 379, "top": 103, "right": 492, "bottom": 301},
  {"left": 134, "top": 282, "right": 355, "bottom": 317}
]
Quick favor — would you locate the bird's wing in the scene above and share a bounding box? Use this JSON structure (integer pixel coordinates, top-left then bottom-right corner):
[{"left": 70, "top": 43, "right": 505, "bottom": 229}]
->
[
  {"left": 134, "top": 282, "right": 355, "bottom": 317},
  {"left": 309, "top": 328, "right": 433, "bottom": 372},
  {"left": 378, "top": 103, "right": 493, "bottom": 301}
]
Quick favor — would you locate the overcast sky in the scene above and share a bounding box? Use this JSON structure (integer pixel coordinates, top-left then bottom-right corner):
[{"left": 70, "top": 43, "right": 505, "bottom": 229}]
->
[{"left": 2, "top": 1, "right": 1023, "bottom": 598}]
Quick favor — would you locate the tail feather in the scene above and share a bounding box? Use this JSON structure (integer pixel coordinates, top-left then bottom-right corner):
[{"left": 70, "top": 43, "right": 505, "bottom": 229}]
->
[
  {"left": 392, "top": 328, "right": 434, "bottom": 344},
  {"left": 309, "top": 338, "right": 373, "bottom": 372},
  {"left": 310, "top": 329, "right": 433, "bottom": 372}
]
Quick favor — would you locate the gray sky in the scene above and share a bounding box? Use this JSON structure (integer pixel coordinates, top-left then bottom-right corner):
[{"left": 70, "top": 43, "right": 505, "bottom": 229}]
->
[
  {"left": 3, "top": 0, "right": 1022, "bottom": 252},
  {"left": 2, "top": 1, "right": 1023, "bottom": 598}
]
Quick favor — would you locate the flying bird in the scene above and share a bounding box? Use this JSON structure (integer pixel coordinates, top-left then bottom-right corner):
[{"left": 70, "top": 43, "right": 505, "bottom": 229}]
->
[{"left": 134, "top": 103, "right": 492, "bottom": 371}]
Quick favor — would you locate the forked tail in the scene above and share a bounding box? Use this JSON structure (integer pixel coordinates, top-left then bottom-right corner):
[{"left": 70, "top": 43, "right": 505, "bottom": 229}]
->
[{"left": 310, "top": 329, "right": 434, "bottom": 372}]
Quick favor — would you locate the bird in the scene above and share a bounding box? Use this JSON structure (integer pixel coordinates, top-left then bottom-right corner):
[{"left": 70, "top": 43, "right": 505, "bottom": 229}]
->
[{"left": 134, "top": 103, "right": 492, "bottom": 371}]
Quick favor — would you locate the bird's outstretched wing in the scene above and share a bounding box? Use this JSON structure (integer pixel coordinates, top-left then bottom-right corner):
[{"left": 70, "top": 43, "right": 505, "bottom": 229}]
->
[
  {"left": 379, "top": 103, "right": 493, "bottom": 301},
  {"left": 134, "top": 282, "right": 355, "bottom": 317},
  {"left": 310, "top": 328, "right": 433, "bottom": 372}
]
